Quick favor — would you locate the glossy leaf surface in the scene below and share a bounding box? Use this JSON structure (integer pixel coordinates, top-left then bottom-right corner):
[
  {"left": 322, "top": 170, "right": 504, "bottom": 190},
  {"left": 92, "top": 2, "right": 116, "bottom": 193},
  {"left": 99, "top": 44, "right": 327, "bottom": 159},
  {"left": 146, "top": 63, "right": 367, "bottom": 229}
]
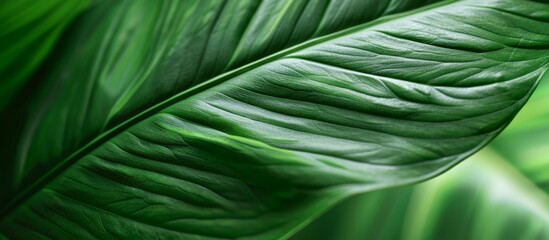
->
[
  {"left": 2, "top": 0, "right": 441, "bottom": 199},
  {"left": 1, "top": 0, "right": 549, "bottom": 239},
  {"left": 293, "top": 77, "right": 549, "bottom": 240}
]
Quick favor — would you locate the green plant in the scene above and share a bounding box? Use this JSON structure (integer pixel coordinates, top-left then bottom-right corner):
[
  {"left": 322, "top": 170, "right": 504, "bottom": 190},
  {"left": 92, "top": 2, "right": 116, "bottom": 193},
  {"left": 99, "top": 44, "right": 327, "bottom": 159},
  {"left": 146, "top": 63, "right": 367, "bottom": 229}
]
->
[
  {"left": 292, "top": 77, "right": 549, "bottom": 239},
  {"left": 1, "top": 0, "right": 548, "bottom": 239}
]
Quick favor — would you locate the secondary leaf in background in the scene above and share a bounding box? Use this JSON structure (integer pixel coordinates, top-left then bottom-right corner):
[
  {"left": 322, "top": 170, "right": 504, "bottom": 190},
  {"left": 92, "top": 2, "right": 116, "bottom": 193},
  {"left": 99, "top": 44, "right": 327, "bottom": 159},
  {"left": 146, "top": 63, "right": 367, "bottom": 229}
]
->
[
  {"left": 1, "top": 0, "right": 549, "bottom": 239},
  {"left": 491, "top": 82, "right": 549, "bottom": 193},
  {"left": 0, "top": 0, "right": 94, "bottom": 206},
  {"left": 0, "top": 0, "right": 442, "bottom": 201},
  {"left": 291, "top": 148, "right": 549, "bottom": 240},
  {"left": 0, "top": 0, "right": 92, "bottom": 110}
]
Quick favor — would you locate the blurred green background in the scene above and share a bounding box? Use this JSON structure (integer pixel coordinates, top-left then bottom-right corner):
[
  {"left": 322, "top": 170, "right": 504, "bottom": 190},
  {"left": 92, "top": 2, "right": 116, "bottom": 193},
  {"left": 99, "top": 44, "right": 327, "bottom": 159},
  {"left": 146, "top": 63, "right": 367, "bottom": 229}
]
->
[{"left": 292, "top": 74, "right": 549, "bottom": 239}]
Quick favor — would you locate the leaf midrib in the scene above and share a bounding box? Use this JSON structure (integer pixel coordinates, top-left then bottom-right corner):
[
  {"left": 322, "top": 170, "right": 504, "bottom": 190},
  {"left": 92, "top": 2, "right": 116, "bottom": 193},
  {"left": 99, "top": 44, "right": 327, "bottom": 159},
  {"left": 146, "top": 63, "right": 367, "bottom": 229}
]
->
[{"left": 0, "top": 0, "right": 458, "bottom": 219}]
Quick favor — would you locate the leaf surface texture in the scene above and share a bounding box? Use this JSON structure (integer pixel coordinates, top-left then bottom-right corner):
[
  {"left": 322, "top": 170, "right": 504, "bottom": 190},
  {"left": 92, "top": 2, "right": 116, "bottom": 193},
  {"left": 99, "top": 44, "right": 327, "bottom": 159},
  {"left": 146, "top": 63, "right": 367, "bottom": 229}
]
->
[{"left": 1, "top": 0, "right": 549, "bottom": 239}]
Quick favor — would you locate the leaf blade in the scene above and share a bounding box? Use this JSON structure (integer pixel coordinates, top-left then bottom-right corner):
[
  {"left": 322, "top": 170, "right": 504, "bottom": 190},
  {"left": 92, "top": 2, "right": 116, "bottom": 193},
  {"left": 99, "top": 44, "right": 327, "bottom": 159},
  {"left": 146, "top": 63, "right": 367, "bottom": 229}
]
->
[
  {"left": 3, "top": 0, "right": 446, "bottom": 199},
  {"left": 2, "top": 0, "right": 549, "bottom": 239}
]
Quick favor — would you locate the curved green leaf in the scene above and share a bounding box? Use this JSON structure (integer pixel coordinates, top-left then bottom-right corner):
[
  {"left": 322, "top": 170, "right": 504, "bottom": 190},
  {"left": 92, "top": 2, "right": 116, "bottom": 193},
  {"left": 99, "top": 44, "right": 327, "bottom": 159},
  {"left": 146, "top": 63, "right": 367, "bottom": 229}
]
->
[
  {"left": 293, "top": 76, "right": 549, "bottom": 240},
  {"left": 2, "top": 0, "right": 549, "bottom": 239},
  {"left": 1, "top": 0, "right": 442, "bottom": 200}
]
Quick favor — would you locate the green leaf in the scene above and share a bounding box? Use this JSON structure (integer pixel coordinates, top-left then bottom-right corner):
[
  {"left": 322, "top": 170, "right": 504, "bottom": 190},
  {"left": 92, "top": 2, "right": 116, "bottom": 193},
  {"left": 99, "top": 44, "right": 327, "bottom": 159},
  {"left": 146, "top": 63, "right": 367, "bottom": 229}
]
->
[
  {"left": 291, "top": 148, "right": 549, "bottom": 240},
  {"left": 0, "top": 0, "right": 93, "bottom": 197},
  {"left": 1, "top": 0, "right": 443, "bottom": 198},
  {"left": 490, "top": 75, "right": 549, "bottom": 190},
  {"left": 292, "top": 75, "right": 549, "bottom": 240},
  {"left": 2, "top": 0, "right": 549, "bottom": 239},
  {"left": 0, "top": 0, "right": 92, "bottom": 110}
]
